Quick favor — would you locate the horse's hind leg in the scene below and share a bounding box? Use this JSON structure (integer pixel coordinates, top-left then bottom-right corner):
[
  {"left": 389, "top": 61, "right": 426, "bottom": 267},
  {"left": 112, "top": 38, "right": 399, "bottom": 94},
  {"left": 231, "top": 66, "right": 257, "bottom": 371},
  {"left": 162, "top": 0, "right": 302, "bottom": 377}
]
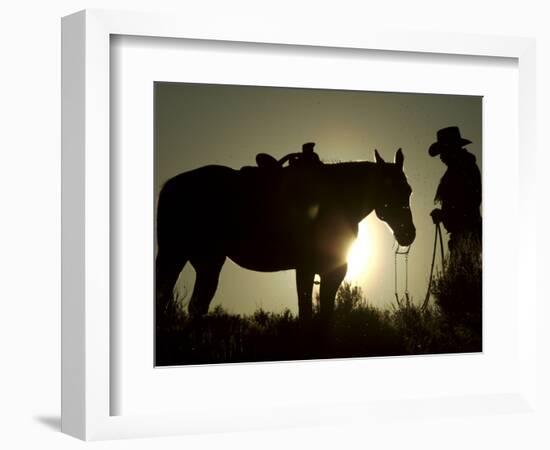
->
[
  {"left": 188, "top": 255, "right": 226, "bottom": 317},
  {"left": 156, "top": 251, "right": 187, "bottom": 322}
]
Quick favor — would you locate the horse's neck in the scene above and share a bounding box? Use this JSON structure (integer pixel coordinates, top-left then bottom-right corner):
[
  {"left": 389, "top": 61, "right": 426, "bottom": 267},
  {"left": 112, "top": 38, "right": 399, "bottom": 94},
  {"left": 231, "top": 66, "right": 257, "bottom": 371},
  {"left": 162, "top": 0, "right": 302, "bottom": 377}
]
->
[{"left": 319, "top": 162, "right": 380, "bottom": 221}]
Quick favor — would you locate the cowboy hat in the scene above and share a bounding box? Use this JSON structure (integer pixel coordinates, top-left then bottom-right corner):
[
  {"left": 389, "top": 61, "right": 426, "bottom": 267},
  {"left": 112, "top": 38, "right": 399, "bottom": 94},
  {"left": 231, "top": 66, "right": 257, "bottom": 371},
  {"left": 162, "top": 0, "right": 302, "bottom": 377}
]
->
[{"left": 428, "top": 126, "right": 472, "bottom": 156}]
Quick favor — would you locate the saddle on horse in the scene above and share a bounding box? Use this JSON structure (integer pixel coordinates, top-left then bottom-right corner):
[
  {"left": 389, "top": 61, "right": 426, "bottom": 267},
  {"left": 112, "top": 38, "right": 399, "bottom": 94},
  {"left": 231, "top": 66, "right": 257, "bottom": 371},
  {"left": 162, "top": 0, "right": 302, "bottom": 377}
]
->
[
  {"left": 238, "top": 142, "right": 323, "bottom": 225},
  {"left": 255, "top": 142, "right": 322, "bottom": 170}
]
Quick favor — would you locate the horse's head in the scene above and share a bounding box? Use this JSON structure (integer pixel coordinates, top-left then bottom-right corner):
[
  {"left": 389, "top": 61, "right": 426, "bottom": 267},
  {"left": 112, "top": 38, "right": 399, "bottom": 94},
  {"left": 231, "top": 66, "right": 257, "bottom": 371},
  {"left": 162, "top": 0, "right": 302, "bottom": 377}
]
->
[{"left": 373, "top": 148, "right": 416, "bottom": 247}]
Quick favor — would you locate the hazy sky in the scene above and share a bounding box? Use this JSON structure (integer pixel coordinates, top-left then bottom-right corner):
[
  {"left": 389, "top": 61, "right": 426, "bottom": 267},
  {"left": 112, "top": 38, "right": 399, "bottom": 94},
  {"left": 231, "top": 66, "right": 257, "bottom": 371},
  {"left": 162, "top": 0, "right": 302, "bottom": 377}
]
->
[{"left": 155, "top": 82, "right": 482, "bottom": 313}]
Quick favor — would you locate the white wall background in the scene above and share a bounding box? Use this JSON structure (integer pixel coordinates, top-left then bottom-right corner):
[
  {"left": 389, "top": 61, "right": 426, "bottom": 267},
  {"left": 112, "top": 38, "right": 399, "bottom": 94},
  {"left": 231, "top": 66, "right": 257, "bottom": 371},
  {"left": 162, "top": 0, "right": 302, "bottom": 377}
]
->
[{"left": 0, "top": 1, "right": 548, "bottom": 449}]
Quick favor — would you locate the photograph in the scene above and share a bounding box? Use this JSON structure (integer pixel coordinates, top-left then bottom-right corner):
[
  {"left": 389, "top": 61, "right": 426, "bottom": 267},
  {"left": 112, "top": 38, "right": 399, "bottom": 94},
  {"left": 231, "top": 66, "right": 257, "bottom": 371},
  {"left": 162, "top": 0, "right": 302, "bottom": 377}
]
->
[{"left": 154, "top": 82, "right": 482, "bottom": 366}]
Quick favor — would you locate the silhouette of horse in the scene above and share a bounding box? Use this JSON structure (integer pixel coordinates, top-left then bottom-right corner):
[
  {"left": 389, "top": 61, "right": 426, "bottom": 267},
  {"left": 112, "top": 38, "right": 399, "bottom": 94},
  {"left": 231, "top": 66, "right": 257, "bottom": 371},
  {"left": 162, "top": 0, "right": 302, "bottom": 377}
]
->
[{"left": 156, "top": 148, "right": 415, "bottom": 322}]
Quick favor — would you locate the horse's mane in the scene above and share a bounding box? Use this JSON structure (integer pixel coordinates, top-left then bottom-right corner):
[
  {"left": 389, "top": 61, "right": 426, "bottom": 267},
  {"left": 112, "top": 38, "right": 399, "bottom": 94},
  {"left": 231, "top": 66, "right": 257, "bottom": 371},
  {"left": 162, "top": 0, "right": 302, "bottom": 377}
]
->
[
  {"left": 321, "top": 159, "right": 404, "bottom": 177},
  {"left": 322, "top": 160, "right": 376, "bottom": 169},
  {"left": 316, "top": 160, "right": 380, "bottom": 181},
  {"left": 323, "top": 159, "right": 405, "bottom": 169}
]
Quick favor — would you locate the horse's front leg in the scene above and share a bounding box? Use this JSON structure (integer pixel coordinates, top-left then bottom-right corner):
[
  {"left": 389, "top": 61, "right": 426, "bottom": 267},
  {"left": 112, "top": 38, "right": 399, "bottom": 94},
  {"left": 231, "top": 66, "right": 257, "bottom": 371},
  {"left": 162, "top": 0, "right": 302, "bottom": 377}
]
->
[
  {"left": 319, "top": 263, "right": 347, "bottom": 322},
  {"left": 295, "top": 267, "right": 315, "bottom": 321}
]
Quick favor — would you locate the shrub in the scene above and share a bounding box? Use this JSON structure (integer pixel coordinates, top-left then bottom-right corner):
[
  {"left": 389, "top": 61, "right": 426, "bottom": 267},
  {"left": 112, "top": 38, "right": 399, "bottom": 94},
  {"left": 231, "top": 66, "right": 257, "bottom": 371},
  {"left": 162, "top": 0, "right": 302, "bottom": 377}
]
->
[
  {"left": 431, "top": 235, "right": 482, "bottom": 350},
  {"left": 155, "top": 281, "right": 482, "bottom": 366}
]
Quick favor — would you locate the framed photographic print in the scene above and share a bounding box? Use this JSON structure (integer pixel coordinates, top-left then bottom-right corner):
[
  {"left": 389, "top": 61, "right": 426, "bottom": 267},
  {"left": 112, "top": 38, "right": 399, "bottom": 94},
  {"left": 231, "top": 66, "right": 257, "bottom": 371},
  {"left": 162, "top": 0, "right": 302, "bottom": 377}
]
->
[
  {"left": 62, "top": 9, "right": 537, "bottom": 441},
  {"left": 153, "top": 82, "right": 482, "bottom": 367}
]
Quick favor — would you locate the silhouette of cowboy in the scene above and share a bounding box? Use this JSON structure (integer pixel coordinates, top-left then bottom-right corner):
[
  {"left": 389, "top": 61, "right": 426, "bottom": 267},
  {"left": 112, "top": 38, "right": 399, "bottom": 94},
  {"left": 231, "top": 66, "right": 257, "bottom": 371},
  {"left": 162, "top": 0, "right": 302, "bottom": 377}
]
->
[{"left": 429, "top": 126, "right": 481, "bottom": 260}]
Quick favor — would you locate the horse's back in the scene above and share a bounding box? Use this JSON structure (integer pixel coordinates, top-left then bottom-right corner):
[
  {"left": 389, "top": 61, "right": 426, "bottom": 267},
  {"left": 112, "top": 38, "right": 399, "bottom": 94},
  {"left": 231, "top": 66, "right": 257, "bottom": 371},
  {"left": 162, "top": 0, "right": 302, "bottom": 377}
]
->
[
  {"left": 161, "top": 165, "right": 236, "bottom": 193},
  {"left": 156, "top": 163, "right": 322, "bottom": 262},
  {"left": 157, "top": 165, "right": 238, "bottom": 249}
]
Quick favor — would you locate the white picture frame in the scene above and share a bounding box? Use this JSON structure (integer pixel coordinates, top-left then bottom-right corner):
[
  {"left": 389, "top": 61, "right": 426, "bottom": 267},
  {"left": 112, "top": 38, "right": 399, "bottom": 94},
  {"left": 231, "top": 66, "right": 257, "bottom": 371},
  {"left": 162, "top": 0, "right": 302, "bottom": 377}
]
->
[{"left": 61, "top": 9, "right": 537, "bottom": 441}]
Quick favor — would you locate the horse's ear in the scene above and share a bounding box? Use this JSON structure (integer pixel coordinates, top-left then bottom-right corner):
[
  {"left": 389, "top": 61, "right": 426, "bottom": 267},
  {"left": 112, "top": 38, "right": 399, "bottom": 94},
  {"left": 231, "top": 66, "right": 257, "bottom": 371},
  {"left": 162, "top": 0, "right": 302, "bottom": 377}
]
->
[
  {"left": 395, "top": 148, "right": 404, "bottom": 169},
  {"left": 374, "top": 149, "right": 385, "bottom": 164}
]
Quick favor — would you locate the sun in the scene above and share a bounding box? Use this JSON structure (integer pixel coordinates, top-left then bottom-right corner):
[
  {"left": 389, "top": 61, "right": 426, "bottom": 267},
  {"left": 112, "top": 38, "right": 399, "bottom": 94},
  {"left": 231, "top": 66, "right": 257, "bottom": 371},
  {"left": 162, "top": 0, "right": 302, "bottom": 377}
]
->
[{"left": 345, "top": 219, "right": 373, "bottom": 282}]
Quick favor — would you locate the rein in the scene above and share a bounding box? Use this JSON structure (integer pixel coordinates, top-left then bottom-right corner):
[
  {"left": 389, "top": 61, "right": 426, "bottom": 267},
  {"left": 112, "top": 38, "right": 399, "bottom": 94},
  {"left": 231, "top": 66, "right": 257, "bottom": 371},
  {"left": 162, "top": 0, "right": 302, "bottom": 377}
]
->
[
  {"left": 421, "top": 223, "right": 445, "bottom": 310},
  {"left": 394, "top": 244, "right": 411, "bottom": 305}
]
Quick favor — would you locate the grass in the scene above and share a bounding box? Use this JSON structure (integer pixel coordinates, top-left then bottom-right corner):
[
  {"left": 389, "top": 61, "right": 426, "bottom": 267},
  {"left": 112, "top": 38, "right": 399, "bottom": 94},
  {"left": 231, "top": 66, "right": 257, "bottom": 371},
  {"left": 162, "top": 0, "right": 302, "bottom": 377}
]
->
[{"left": 156, "top": 258, "right": 482, "bottom": 366}]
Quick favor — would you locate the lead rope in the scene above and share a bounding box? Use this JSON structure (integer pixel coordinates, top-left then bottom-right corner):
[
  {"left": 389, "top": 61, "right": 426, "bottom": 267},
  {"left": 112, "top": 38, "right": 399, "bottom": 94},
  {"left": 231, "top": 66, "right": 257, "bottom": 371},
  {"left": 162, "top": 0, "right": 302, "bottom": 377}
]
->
[
  {"left": 438, "top": 222, "right": 445, "bottom": 264},
  {"left": 394, "top": 245, "right": 411, "bottom": 306},
  {"left": 422, "top": 223, "right": 445, "bottom": 310}
]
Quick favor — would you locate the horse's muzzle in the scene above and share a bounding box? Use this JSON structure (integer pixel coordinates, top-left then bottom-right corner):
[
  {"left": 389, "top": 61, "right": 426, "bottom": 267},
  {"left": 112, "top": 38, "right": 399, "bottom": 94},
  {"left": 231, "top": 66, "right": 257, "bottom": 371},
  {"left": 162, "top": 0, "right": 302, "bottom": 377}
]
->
[{"left": 396, "top": 227, "right": 416, "bottom": 247}]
